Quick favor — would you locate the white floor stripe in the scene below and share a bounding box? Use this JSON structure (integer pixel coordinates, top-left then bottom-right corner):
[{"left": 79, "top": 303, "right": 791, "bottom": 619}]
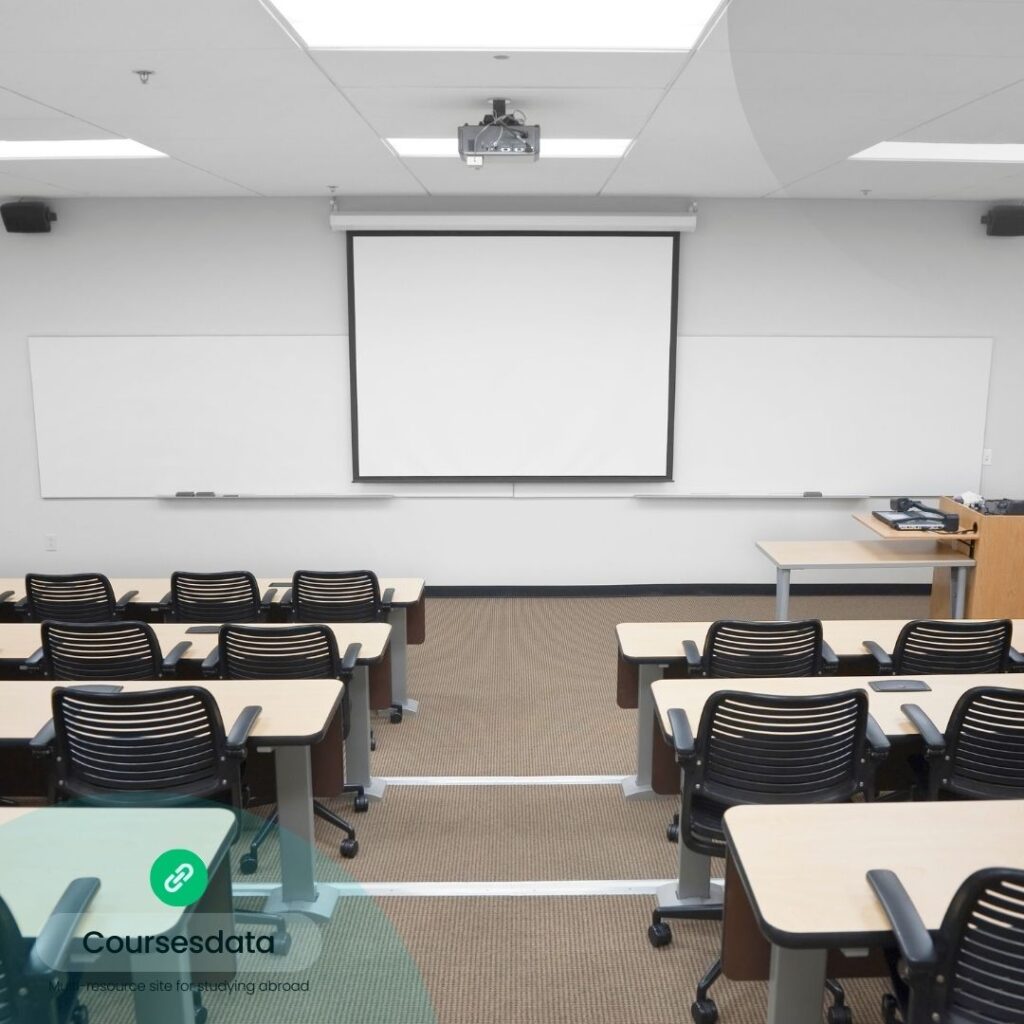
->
[
  {"left": 381, "top": 774, "right": 629, "bottom": 787},
  {"left": 234, "top": 879, "right": 674, "bottom": 898}
]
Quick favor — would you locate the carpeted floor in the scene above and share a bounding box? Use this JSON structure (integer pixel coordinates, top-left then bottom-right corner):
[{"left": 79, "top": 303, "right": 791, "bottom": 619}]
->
[{"left": 77, "top": 594, "right": 928, "bottom": 1024}]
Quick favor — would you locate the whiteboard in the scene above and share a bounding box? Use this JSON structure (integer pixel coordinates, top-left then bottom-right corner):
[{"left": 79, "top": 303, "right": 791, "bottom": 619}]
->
[
  {"left": 348, "top": 233, "right": 677, "bottom": 480},
  {"left": 29, "top": 336, "right": 350, "bottom": 497},
  {"left": 673, "top": 336, "right": 992, "bottom": 496}
]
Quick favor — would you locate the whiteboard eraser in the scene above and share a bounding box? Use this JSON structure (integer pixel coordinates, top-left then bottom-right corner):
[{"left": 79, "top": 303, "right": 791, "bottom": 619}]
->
[
  {"left": 803, "top": 490, "right": 823, "bottom": 497},
  {"left": 174, "top": 491, "right": 195, "bottom": 497}
]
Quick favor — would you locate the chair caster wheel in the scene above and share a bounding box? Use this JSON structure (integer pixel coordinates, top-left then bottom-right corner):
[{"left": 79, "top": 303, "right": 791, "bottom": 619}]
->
[
  {"left": 273, "top": 931, "right": 292, "bottom": 956},
  {"left": 390, "top": 707, "right": 403, "bottom": 724},
  {"left": 239, "top": 852, "right": 258, "bottom": 874},
  {"left": 881, "top": 994, "right": 900, "bottom": 1024},
  {"left": 194, "top": 1008, "right": 208, "bottom": 1024},
  {"left": 340, "top": 838, "right": 359, "bottom": 858},
  {"left": 691, "top": 999, "right": 718, "bottom": 1024},
  {"left": 827, "top": 1006, "right": 853, "bottom": 1024},
  {"left": 648, "top": 922, "right": 672, "bottom": 947},
  {"left": 354, "top": 794, "right": 369, "bottom": 812},
  {"left": 666, "top": 822, "right": 679, "bottom": 843},
  {"left": 71, "top": 1006, "right": 89, "bottom": 1024},
  {"left": 370, "top": 739, "right": 377, "bottom": 752}
]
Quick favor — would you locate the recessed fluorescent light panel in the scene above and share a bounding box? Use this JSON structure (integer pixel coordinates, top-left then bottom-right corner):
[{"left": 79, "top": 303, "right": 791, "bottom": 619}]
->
[
  {"left": 0, "top": 139, "right": 167, "bottom": 160},
  {"left": 387, "top": 138, "right": 632, "bottom": 159},
  {"left": 270, "top": 0, "right": 723, "bottom": 49},
  {"left": 851, "top": 141, "right": 1024, "bottom": 164}
]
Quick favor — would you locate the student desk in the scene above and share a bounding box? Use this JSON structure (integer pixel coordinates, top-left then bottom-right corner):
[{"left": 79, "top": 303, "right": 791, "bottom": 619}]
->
[
  {"left": 649, "top": 673, "right": 1024, "bottom": 935},
  {"left": 0, "top": 574, "right": 426, "bottom": 714},
  {"left": 0, "top": 620, "right": 391, "bottom": 803},
  {"left": 0, "top": 677, "right": 345, "bottom": 921},
  {"left": 724, "top": 801, "right": 1024, "bottom": 1024},
  {"left": 615, "top": 617, "right": 1024, "bottom": 798},
  {"left": 0, "top": 805, "right": 236, "bottom": 1024},
  {"left": 755, "top": 540, "right": 975, "bottom": 620}
]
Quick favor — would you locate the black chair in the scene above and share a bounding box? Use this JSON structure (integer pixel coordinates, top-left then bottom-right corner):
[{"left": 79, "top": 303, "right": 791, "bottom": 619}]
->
[
  {"left": 32, "top": 686, "right": 291, "bottom": 963},
  {"left": 868, "top": 866, "right": 1024, "bottom": 1024},
  {"left": 286, "top": 570, "right": 402, "bottom": 725},
  {"left": 0, "top": 878, "right": 98, "bottom": 1024},
  {"left": 902, "top": 686, "right": 1024, "bottom": 800},
  {"left": 21, "top": 573, "right": 138, "bottom": 623},
  {"left": 206, "top": 624, "right": 363, "bottom": 870},
  {"left": 666, "top": 619, "right": 837, "bottom": 844},
  {"left": 865, "top": 618, "right": 1017, "bottom": 675},
  {"left": 165, "top": 571, "right": 274, "bottom": 623},
  {"left": 652, "top": 689, "right": 890, "bottom": 1024},
  {"left": 28, "top": 620, "right": 191, "bottom": 680}
]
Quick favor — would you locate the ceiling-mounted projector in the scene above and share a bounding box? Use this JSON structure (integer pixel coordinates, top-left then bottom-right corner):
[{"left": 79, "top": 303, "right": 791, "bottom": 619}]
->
[{"left": 458, "top": 99, "right": 540, "bottom": 167}]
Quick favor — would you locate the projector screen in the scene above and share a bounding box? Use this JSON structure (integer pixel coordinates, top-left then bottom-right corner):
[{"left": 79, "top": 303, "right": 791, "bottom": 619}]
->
[{"left": 347, "top": 232, "right": 678, "bottom": 480}]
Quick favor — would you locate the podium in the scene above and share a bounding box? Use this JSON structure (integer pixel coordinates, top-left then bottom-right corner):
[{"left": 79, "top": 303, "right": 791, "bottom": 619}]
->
[{"left": 928, "top": 497, "right": 1024, "bottom": 618}]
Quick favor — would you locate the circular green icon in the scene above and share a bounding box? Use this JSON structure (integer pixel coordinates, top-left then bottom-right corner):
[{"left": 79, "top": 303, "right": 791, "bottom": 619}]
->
[{"left": 149, "top": 849, "right": 209, "bottom": 907}]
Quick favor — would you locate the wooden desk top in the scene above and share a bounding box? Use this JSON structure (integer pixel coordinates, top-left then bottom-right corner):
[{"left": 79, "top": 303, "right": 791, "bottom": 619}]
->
[
  {"left": 0, "top": 677, "right": 344, "bottom": 747},
  {"left": 0, "top": 806, "right": 234, "bottom": 939},
  {"left": 0, "top": 576, "right": 425, "bottom": 607},
  {"left": 0, "top": 622, "right": 391, "bottom": 664},
  {"left": 724, "top": 801, "right": 1024, "bottom": 947},
  {"left": 852, "top": 511, "right": 976, "bottom": 543},
  {"left": 756, "top": 539, "right": 975, "bottom": 569},
  {"left": 651, "top": 673, "right": 1024, "bottom": 740},
  {"left": 618, "top": 618, "right": 1024, "bottom": 662}
]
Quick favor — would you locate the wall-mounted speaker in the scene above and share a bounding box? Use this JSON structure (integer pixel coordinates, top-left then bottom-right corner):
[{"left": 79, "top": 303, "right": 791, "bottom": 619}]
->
[
  {"left": 1, "top": 201, "right": 56, "bottom": 233},
  {"left": 981, "top": 205, "right": 1024, "bottom": 236}
]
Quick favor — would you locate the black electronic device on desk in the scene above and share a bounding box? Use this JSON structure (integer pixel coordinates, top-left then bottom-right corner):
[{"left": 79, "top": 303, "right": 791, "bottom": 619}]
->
[{"left": 872, "top": 497, "right": 960, "bottom": 532}]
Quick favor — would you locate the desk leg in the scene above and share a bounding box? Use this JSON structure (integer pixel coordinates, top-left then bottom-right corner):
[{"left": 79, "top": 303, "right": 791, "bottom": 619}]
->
[
  {"left": 130, "top": 950, "right": 193, "bottom": 1024},
  {"left": 775, "top": 568, "right": 791, "bottom": 620},
  {"left": 622, "top": 663, "right": 663, "bottom": 800},
  {"left": 262, "top": 745, "right": 340, "bottom": 921},
  {"left": 654, "top": 783, "right": 723, "bottom": 917},
  {"left": 951, "top": 566, "right": 967, "bottom": 619},
  {"left": 389, "top": 606, "right": 418, "bottom": 714},
  {"left": 767, "top": 945, "right": 827, "bottom": 1024},
  {"left": 346, "top": 665, "right": 387, "bottom": 802}
]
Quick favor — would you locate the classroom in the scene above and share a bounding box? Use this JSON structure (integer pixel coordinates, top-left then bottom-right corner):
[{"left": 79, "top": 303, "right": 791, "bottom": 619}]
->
[{"left": 1, "top": 2, "right": 1023, "bottom": 1024}]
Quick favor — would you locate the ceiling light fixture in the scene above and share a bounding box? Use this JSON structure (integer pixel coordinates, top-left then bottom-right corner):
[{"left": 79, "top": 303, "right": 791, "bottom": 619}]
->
[
  {"left": 0, "top": 139, "right": 167, "bottom": 160},
  {"left": 851, "top": 141, "right": 1024, "bottom": 164},
  {"left": 269, "top": 0, "right": 723, "bottom": 50},
  {"left": 386, "top": 137, "right": 632, "bottom": 159}
]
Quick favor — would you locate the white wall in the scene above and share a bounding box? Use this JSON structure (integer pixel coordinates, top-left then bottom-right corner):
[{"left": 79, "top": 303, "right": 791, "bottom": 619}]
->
[{"left": 1, "top": 197, "right": 1021, "bottom": 585}]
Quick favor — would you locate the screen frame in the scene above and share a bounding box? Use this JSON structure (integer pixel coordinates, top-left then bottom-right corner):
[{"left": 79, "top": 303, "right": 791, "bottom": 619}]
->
[{"left": 346, "top": 229, "right": 680, "bottom": 483}]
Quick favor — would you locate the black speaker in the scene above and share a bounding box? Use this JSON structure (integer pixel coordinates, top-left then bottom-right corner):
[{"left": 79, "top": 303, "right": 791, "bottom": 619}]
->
[
  {"left": 981, "top": 205, "right": 1024, "bottom": 236},
  {"left": 1, "top": 201, "right": 56, "bottom": 233}
]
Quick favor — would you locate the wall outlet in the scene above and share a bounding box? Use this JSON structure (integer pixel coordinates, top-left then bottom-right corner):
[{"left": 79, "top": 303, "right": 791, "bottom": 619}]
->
[
  {"left": 44, "top": 534, "right": 57, "bottom": 551},
  {"left": 983, "top": 449, "right": 993, "bottom": 466}
]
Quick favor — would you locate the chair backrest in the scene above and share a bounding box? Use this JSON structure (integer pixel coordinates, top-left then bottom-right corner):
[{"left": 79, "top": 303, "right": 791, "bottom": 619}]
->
[
  {"left": 913, "top": 867, "right": 1024, "bottom": 1024},
  {"left": 683, "top": 689, "right": 871, "bottom": 856},
  {"left": 291, "top": 570, "right": 383, "bottom": 623},
  {"left": 170, "top": 570, "right": 261, "bottom": 623},
  {"left": 703, "top": 619, "right": 825, "bottom": 678},
  {"left": 218, "top": 624, "right": 338, "bottom": 680},
  {"left": 41, "top": 621, "right": 162, "bottom": 682},
  {"left": 24, "top": 573, "right": 116, "bottom": 623},
  {"left": 935, "top": 686, "right": 1024, "bottom": 800},
  {"left": 893, "top": 618, "right": 1013, "bottom": 675},
  {"left": 51, "top": 686, "right": 230, "bottom": 801}
]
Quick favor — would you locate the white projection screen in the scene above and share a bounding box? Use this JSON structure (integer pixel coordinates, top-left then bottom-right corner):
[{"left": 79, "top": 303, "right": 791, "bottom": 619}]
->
[{"left": 347, "top": 232, "right": 678, "bottom": 480}]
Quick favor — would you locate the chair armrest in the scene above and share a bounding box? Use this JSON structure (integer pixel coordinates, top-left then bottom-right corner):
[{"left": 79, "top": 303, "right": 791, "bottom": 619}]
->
[
  {"left": 682, "top": 640, "right": 703, "bottom": 676},
  {"left": 29, "top": 719, "right": 55, "bottom": 754},
  {"left": 279, "top": 588, "right": 293, "bottom": 608},
  {"left": 821, "top": 641, "right": 839, "bottom": 674},
  {"left": 161, "top": 640, "right": 192, "bottom": 673},
  {"left": 340, "top": 642, "right": 362, "bottom": 676},
  {"left": 901, "top": 704, "right": 946, "bottom": 754},
  {"left": 865, "top": 714, "right": 891, "bottom": 760},
  {"left": 201, "top": 648, "right": 220, "bottom": 677},
  {"left": 114, "top": 589, "right": 139, "bottom": 613},
  {"left": 667, "top": 707, "right": 696, "bottom": 764},
  {"left": 0, "top": 589, "right": 12, "bottom": 603},
  {"left": 14, "top": 597, "right": 27, "bottom": 612},
  {"left": 1009, "top": 647, "right": 1024, "bottom": 671},
  {"left": 27, "top": 877, "right": 101, "bottom": 975},
  {"left": 380, "top": 587, "right": 395, "bottom": 608},
  {"left": 866, "top": 869, "right": 936, "bottom": 976},
  {"left": 22, "top": 647, "right": 45, "bottom": 671},
  {"left": 863, "top": 640, "right": 894, "bottom": 674},
  {"left": 260, "top": 588, "right": 277, "bottom": 608},
  {"left": 226, "top": 705, "right": 262, "bottom": 749},
  {"left": 157, "top": 591, "right": 172, "bottom": 615}
]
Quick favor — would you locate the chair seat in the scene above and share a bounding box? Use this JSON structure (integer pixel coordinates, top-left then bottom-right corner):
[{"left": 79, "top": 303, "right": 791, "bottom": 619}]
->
[{"left": 686, "top": 797, "right": 728, "bottom": 856}]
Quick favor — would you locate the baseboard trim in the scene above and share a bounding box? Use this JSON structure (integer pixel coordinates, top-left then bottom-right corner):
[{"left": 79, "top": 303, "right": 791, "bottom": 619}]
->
[{"left": 425, "top": 583, "right": 932, "bottom": 599}]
